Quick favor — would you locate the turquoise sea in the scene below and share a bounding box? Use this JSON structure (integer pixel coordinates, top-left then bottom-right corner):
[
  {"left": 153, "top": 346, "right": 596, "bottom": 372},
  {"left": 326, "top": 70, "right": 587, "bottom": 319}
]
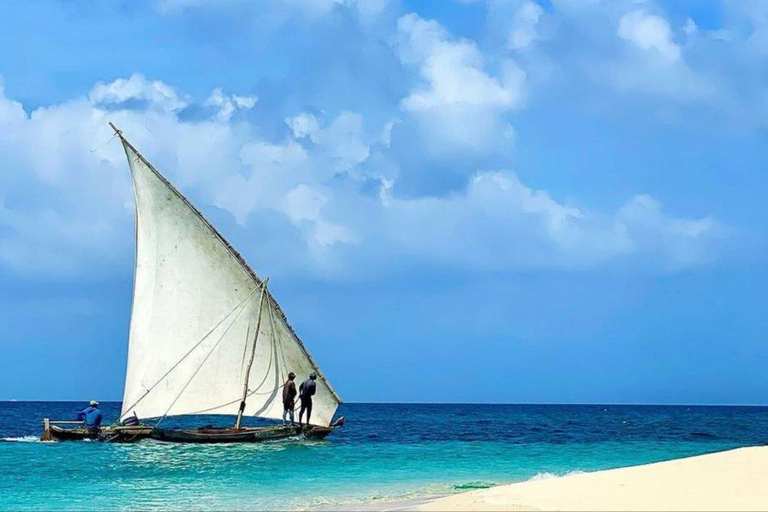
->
[{"left": 1, "top": 402, "right": 766, "bottom": 510}]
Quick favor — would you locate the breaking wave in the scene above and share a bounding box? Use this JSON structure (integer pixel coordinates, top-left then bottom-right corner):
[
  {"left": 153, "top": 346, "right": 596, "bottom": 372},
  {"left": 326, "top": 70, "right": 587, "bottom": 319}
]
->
[
  {"left": 527, "top": 470, "right": 585, "bottom": 481},
  {"left": 0, "top": 436, "right": 46, "bottom": 443}
]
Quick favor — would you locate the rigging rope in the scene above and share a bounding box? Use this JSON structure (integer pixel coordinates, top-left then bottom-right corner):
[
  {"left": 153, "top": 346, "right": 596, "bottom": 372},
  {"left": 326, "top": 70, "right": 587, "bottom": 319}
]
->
[
  {"left": 235, "top": 279, "right": 270, "bottom": 429},
  {"left": 270, "top": 303, "right": 303, "bottom": 413},
  {"left": 89, "top": 132, "right": 119, "bottom": 153},
  {"left": 181, "top": 383, "right": 285, "bottom": 415},
  {"left": 182, "top": 309, "right": 288, "bottom": 416},
  {"left": 273, "top": 303, "right": 291, "bottom": 386},
  {"left": 155, "top": 295, "right": 252, "bottom": 426},
  {"left": 154, "top": 300, "right": 312, "bottom": 418},
  {"left": 249, "top": 301, "right": 282, "bottom": 418},
  {"left": 244, "top": 305, "right": 277, "bottom": 397},
  {"left": 239, "top": 322, "right": 252, "bottom": 384},
  {"left": 119, "top": 287, "right": 258, "bottom": 421}
]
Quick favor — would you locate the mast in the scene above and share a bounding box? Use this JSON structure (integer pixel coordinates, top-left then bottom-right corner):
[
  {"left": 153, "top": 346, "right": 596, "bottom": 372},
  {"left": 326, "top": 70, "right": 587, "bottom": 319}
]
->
[{"left": 235, "top": 278, "right": 269, "bottom": 430}]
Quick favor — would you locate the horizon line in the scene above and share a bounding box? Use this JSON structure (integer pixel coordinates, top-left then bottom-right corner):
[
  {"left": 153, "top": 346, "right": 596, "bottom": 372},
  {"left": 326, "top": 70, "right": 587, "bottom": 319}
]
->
[{"left": 3, "top": 399, "right": 768, "bottom": 407}]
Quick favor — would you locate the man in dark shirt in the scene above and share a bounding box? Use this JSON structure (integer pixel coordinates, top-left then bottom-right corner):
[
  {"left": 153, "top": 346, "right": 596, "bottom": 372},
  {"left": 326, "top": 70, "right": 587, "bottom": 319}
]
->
[
  {"left": 77, "top": 400, "right": 103, "bottom": 432},
  {"left": 282, "top": 372, "right": 297, "bottom": 425},
  {"left": 298, "top": 372, "right": 317, "bottom": 426}
]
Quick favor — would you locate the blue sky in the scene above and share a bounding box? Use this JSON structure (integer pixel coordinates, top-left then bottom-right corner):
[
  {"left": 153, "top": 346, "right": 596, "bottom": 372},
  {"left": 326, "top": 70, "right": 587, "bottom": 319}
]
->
[{"left": 0, "top": 0, "right": 766, "bottom": 404}]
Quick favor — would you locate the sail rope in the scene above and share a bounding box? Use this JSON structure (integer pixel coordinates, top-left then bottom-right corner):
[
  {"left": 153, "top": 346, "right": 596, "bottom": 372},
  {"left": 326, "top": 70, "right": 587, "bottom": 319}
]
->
[
  {"left": 119, "top": 287, "right": 258, "bottom": 421},
  {"left": 239, "top": 322, "right": 252, "bottom": 384},
  {"left": 193, "top": 302, "right": 278, "bottom": 419},
  {"left": 271, "top": 301, "right": 289, "bottom": 400},
  {"left": 155, "top": 294, "right": 254, "bottom": 426},
  {"left": 131, "top": 293, "right": 307, "bottom": 420},
  {"left": 270, "top": 303, "right": 306, "bottom": 414},
  {"left": 268, "top": 300, "right": 294, "bottom": 412},
  {"left": 89, "top": 132, "right": 119, "bottom": 153},
  {"left": 249, "top": 300, "right": 283, "bottom": 418},
  {"left": 180, "top": 384, "right": 284, "bottom": 416},
  {"left": 244, "top": 320, "right": 275, "bottom": 396},
  {"left": 235, "top": 279, "right": 270, "bottom": 429},
  {"left": 182, "top": 309, "right": 287, "bottom": 416},
  {"left": 273, "top": 303, "right": 292, "bottom": 387},
  {"left": 159, "top": 302, "right": 318, "bottom": 418}
]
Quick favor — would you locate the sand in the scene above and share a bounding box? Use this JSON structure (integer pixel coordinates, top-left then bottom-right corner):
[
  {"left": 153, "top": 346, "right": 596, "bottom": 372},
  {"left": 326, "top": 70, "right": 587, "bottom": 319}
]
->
[{"left": 412, "top": 446, "right": 768, "bottom": 511}]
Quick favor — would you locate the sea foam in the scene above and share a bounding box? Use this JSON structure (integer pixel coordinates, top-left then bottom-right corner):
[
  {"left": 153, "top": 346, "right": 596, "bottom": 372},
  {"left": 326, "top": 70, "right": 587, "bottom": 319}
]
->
[
  {"left": 1, "top": 435, "right": 46, "bottom": 443},
  {"left": 527, "top": 470, "right": 585, "bottom": 481}
]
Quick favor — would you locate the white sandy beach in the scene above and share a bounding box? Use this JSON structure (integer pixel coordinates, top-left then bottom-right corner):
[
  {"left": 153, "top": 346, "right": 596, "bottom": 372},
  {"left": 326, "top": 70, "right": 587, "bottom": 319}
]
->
[{"left": 409, "top": 446, "right": 768, "bottom": 511}]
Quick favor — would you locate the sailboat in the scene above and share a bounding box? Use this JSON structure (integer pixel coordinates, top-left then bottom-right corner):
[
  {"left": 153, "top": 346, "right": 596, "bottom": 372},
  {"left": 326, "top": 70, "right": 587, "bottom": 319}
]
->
[{"left": 41, "top": 123, "right": 344, "bottom": 443}]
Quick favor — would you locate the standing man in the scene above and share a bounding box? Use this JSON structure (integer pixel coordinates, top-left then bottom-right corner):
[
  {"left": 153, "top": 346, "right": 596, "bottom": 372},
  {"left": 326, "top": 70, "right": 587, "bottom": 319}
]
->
[
  {"left": 282, "top": 372, "right": 297, "bottom": 426},
  {"left": 298, "top": 372, "right": 317, "bottom": 426},
  {"left": 77, "top": 400, "right": 103, "bottom": 432}
]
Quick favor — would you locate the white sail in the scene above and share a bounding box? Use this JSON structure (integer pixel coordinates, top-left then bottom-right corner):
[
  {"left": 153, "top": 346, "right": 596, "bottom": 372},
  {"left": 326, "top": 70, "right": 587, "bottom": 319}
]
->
[{"left": 118, "top": 135, "right": 340, "bottom": 427}]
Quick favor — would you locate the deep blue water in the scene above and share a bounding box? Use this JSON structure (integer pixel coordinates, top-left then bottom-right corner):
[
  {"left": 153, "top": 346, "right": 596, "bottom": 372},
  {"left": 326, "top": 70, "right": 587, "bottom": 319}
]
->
[{"left": 1, "top": 402, "right": 766, "bottom": 510}]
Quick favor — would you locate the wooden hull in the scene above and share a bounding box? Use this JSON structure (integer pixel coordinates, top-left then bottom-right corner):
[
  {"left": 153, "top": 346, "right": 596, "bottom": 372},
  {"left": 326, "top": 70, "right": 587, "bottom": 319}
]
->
[
  {"left": 41, "top": 416, "right": 344, "bottom": 444},
  {"left": 41, "top": 422, "right": 154, "bottom": 443},
  {"left": 151, "top": 424, "right": 336, "bottom": 443}
]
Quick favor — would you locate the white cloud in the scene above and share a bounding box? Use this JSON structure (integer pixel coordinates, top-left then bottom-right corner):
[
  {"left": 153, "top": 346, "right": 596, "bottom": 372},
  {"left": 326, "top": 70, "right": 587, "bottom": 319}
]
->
[
  {"left": 205, "top": 88, "right": 257, "bottom": 122},
  {"left": 396, "top": 14, "right": 525, "bottom": 111},
  {"left": 286, "top": 111, "right": 371, "bottom": 170},
  {"left": 616, "top": 194, "right": 717, "bottom": 268},
  {"left": 213, "top": 139, "right": 309, "bottom": 224},
  {"left": 284, "top": 184, "right": 357, "bottom": 249},
  {"left": 286, "top": 112, "right": 321, "bottom": 140},
  {"left": 506, "top": 0, "right": 545, "bottom": 50},
  {"left": 683, "top": 17, "right": 698, "bottom": 38},
  {"left": 0, "top": 69, "right": 723, "bottom": 278},
  {"left": 89, "top": 73, "right": 187, "bottom": 113},
  {"left": 315, "top": 112, "right": 371, "bottom": 170},
  {"left": 531, "top": 3, "right": 720, "bottom": 106},
  {"left": 376, "top": 171, "right": 722, "bottom": 270},
  {"left": 394, "top": 13, "right": 525, "bottom": 155},
  {"left": 618, "top": 10, "right": 681, "bottom": 63},
  {"left": 528, "top": 0, "right": 768, "bottom": 126}
]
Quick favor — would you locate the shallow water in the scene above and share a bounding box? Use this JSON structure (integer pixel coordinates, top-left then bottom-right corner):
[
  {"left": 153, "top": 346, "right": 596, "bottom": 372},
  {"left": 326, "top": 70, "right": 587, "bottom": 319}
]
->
[{"left": 1, "top": 402, "right": 766, "bottom": 510}]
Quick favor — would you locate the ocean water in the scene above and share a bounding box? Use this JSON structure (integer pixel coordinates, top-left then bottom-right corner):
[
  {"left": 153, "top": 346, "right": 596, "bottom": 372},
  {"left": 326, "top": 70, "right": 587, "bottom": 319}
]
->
[{"left": 1, "top": 402, "right": 766, "bottom": 510}]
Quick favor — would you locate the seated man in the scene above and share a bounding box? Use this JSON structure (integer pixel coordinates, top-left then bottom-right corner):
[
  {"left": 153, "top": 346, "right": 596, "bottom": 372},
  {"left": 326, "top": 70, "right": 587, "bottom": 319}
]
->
[{"left": 77, "top": 400, "right": 103, "bottom": 432}]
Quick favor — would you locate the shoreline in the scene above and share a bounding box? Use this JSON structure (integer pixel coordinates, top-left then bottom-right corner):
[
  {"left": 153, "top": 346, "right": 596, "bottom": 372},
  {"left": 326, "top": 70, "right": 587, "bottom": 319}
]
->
[{"left": 354, "top": 446, "right": 768, "bottom": 511}]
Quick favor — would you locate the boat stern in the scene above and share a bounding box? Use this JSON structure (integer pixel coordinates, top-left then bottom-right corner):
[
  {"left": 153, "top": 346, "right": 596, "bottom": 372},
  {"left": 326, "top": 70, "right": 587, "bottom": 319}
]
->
[{"left": 40, "top": 418, "right": 53, "bottom": 442}]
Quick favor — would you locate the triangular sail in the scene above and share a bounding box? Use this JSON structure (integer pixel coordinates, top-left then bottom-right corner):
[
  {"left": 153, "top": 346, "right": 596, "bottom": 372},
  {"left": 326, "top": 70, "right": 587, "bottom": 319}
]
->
[{"left": 118, "top": 133, "right": 340, "bottom": 427}]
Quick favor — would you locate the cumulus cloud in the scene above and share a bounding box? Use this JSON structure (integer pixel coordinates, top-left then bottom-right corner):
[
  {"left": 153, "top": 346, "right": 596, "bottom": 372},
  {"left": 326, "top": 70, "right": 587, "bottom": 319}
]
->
[
  {"left": 0, "top": 75, "right": 253, "bottom": 277},
  {"left": 618, "top": 10, "right": 681, "bottom": 63},
  {"left": 396, "top": 14, "right": 525, "bottom": 111},
  {"left": 393, "top": 13, "right": 525, "bottom": 157},
  {"left": 205, "top": 88, "right": 257, "bottom": 122},
  {"left": 376, "top": 172, "right": 719, "bottom": 270},
  {"left": 503, "top": 0, "right": 545, "bottom": 50},
  {"left": 286, "top": 112, "right": 321, "bottom": 140},
  {"left": 521, "top": 0, "right": 751, "bottom": 111},
  {"left": 284, "top": 184, "right": 357, "bottom": 249},
  {"left": 89, "top": 73, "right": 188, "bottom": 113},
  {"left": 0, "top": 83, "right": 131, "bottom": 276},
  {"left": 286, "top": 111, "right": 371, "bottom": 171},
  {"left": 0, "top": 7, "right": 726, "bottom": 280}
]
